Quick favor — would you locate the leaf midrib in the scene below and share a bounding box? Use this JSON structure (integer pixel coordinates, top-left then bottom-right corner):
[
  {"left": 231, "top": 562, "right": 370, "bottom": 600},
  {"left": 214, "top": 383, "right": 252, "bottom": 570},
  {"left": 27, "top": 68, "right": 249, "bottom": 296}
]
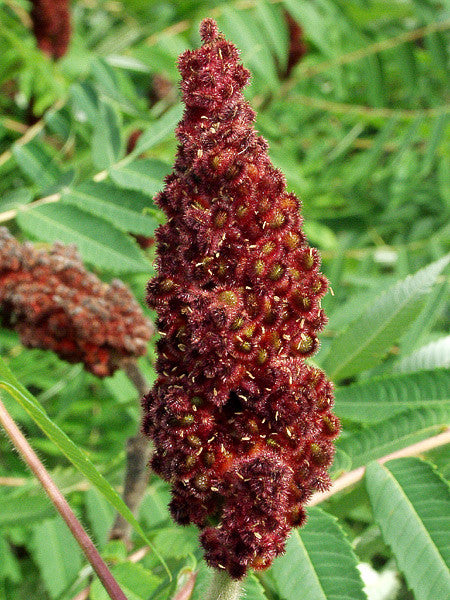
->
[
  {"left": 64, "top": 189, "right": 155, "bottom": 223},
  {"left": 291, "top": 530, "right": 328, "bottom": 600}
]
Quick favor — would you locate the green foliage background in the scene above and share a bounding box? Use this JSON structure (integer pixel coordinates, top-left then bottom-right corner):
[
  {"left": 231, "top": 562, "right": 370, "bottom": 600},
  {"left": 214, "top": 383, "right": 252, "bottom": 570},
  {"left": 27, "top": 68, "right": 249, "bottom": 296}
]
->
[{"left": 0, "top": 1, "right": 448, "bottom": 599}]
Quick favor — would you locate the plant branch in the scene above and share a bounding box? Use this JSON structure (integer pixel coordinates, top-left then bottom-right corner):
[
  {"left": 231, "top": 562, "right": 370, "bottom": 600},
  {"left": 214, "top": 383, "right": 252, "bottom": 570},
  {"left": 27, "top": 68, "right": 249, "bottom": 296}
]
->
[
  {"left": 205, "top": 570, "right": 243, "bottom": 600},
  {"left": 286, "top": 94, "right": 449, "bottom": 120},
  {"left": 0, "top": 396, "right": 127, "bottom": 600},
  {"left": 109, "top": 358, "right": 152, "bottom": 545},
  {"left": 310, "top": 428, "right": 450, "bottom": 506},
  {"left": 119, "top": 357, "right": 151, "bottom": 397}
]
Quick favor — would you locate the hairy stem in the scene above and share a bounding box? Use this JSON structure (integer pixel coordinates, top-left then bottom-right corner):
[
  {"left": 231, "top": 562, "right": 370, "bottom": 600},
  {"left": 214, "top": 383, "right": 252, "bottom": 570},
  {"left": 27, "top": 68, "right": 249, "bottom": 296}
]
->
[
  {"left": 0, "top": 396, "right": 127, "bottom": 600},
  {"left": 110, "top": 358, "right": 152, "bottom": 545},
  {"left": 205, "top": 570, "right": 243, "bottom": 600}
]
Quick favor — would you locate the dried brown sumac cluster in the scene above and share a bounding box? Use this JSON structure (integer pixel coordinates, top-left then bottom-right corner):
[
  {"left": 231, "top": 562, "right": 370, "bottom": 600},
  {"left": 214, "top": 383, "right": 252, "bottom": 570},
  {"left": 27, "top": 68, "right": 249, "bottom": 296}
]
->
[
  {"left": 143, "top": 19, "right": 339, "bottom": 578},
  {"left": 0, "top": 228, "right": 153, "bottom": 377},
  {"left": 30, "top": 0, "right": 71, "bottom": 59}
]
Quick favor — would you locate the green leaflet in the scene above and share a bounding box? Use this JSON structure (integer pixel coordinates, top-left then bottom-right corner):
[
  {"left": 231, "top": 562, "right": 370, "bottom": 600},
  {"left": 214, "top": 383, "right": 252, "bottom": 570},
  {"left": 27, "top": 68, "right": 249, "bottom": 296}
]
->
[
  {"left": 85, "top": 488, "right": 115, "bottom": 550},
  {"left": 61, "top": 181, "right": 159, "bottom": 236},
  {"left": 271, "top": 507, "right": 366, "bottom": 600},
  {"left": 394, "top": 336, "right": 450, "bottom": 373},
  {"left": 90, "top": 562, "right": 162, "bottom": 600},
  {"left": 366, "top": 458, "right": 450, "bottom": 600},
  {"left": 91, "top": 99, "right": 123, "bottom": 170},
  {"left": 334, "top": 369, "right": 450, "bottom": 423},
  {"left": 13, "top": 141, "right": 63, "bottom": 192},
  {"left": 109, "top": 158, "right": 171, "bottom": 197},
  {"left": 128, "top": 103, "right": 183, "bottom": 157},
  {"left": 29, "top": 516, "right": 82, "bottom": 599}
]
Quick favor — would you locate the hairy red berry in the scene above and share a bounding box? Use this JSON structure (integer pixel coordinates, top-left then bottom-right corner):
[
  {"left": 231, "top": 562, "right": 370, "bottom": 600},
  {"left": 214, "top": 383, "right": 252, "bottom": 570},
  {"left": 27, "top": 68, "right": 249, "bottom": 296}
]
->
[
  {"left": 0, "top": 228, "right": 153, "bottom": 377},
  {"left": 143, "top": 19, "right": 339, "bottom": 578}
]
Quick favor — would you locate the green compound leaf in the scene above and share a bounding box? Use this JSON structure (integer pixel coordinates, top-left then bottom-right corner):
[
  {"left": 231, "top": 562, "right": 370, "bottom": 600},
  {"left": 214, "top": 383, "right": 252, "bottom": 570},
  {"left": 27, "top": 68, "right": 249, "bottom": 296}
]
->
[
  {"left": 337, "top": 406, "right": 449, "bottom": 469},
  {"left": 271, "top": 507, "right": 366, "bottom": 600},
  {"left": 17, "top": 203, "right": 149, "bottom": 273},
  {"left": 365, "top": 458, "right": 450, "bottom": 600},
  {"left": 334, "top": 369, "right": 450, "bottom": 423},
  {"left": 0, "top": 358, "right": 170, "bottom": 579},
  {"left": 322, "top": 255, "right": 450, "bottom": 381}
]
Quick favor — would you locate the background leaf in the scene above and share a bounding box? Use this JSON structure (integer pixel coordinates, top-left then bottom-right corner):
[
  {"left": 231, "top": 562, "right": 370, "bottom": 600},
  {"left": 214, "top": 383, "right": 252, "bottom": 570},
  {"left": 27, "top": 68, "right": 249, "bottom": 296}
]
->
[
  {"left": 337, "top": 406, "right": 449, "bottom": 469},
  {"left": 334, "top": 369, "right": 450, "bottom": 423},
  {"left": 271, "top": 507, "right": 366, "bottom": 600},
  {"left": 17, "top": 203, "right": 149, "bottom": 273},
  {"left": 0, "top": 358, "right": 169, "bottom": 575},
  {"left": 366, "top": 458, "right": 450, "bottom": 600},
  {"left": 29, "top": 516, "right": 82, "bottom": 599},
  {"left": 61, "top": 181, "right": 158, "bottom": 236},
  {"left": 90, "top": 562, "right": 162, "bottom": 600},
  {"left": 321, "top": 256, "right": 450, "bottom": 381},
  {"left": 91, "top": 100, "right": 123, "bottom": 170},
  {"left": 109, "top": 159, "right": 171, "bottom": 197},
  {"left": 394, "top": 337, "right": 450, "bottom": 373}
]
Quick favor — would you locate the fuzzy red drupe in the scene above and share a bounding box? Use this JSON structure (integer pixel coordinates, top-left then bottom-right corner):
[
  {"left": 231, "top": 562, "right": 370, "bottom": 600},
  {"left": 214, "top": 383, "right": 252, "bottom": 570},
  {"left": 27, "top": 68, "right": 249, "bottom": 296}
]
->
[
  {"left": 143, "top": 18, "right": 339, "bottom": 578},
  {"left": 0, "top": 228, "right": 153, "bottom": 377}
]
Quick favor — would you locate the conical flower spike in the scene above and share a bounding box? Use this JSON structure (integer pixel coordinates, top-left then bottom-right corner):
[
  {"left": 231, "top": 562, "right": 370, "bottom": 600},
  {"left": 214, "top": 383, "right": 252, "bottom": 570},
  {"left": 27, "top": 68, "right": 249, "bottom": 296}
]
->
[{"left": 143, "top": 18, "right": 339, "bottom": 579}]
